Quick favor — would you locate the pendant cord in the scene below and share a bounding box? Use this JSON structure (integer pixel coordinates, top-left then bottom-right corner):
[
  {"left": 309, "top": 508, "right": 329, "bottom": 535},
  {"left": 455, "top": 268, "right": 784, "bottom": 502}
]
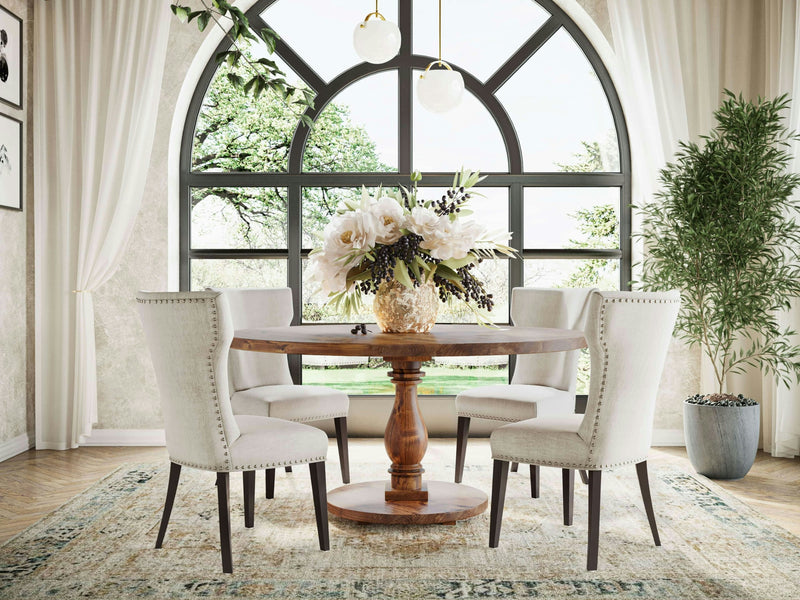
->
[{"left": 438, "top": 0, "right": 442, "bottom": 64}]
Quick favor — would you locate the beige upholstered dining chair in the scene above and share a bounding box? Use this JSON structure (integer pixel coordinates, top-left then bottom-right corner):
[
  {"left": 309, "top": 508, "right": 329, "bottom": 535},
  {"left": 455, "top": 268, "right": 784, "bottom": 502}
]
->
[
  {"left": 137, "top": 291, "right": 330, "bottom": 574},
  {"left": 454, "top": 287, "right": 596, "bottom": 490},
  {"left": 488, "top": 290, "right": 680, "bottom": 570},
  {"left": 218, "top": 288, "right": 351, "bottom": 496}
]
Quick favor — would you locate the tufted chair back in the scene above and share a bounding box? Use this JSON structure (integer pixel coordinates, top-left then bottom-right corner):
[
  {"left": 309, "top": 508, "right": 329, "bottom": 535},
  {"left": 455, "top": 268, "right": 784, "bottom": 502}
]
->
[
  {"left": 137, "top": 291, "right": 241, "bottom": 471},
  {"left": 578, "top": 290, "right": 680, "bottom": 466},
  {"left": 510, "top": 287, "right": 596, "bottom": 393},
  {"left": 216, "top": 288, "right": 294, "bottom": 391}
]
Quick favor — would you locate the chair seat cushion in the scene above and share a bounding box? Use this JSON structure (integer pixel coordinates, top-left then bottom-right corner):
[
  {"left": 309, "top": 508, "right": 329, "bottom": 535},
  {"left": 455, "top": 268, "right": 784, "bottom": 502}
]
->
[
  {"left": 231, "top": 385, "right": 349, "bottom": 422},
  {"left": 229, "top": 415, "right": 329, "bottom": 470},
  {"left": 455, "top": 384, "right": 573, "bottom": 422},
  {"left": 490, "top": 414, "right": 592, "bottom": 468}
]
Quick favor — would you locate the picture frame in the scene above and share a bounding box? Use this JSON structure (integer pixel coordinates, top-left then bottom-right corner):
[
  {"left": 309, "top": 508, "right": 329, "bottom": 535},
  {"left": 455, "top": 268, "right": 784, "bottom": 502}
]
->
[
  {"left": 0, "top": 111, "right": 22, "bottom": 210},
  {"left": 0, "top": 4, "right": 22, "bottom": 109}
]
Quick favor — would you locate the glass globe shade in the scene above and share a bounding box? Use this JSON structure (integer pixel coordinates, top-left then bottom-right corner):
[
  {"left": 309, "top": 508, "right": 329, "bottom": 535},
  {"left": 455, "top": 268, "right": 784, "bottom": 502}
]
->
[
  {"left": 353, "top": 19, "right": 401, "bottom": 64},
  {"left": 417, "top": 67, "right": 464, "bottom": 113}
]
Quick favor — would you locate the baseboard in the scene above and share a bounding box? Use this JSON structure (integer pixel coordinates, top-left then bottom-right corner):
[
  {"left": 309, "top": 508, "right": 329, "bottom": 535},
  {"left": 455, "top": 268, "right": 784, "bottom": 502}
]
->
[
  {"left": 652, "top": 428, "right": 685, "bottom": 447},
  {"left": 80, "top": 429, "right": 166, "bottom": 446},
  {"left": 0, "top": 431, "right": 35, "bottom": 462}
]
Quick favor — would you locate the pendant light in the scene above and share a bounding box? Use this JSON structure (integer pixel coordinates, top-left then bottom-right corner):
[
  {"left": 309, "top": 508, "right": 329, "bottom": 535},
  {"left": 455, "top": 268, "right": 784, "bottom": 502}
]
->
[
  {"left": 417, "top": 0, "right": 464, "bottom": 113},
  {"left": 353, "top": 1, "right": 401, "bottom": 64}
]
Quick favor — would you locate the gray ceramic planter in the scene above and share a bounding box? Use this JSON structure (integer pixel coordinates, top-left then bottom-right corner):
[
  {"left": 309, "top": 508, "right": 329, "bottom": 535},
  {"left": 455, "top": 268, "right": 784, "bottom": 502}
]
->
[{"left": 683, "top": 400, "right": 760, "bottom": 480}]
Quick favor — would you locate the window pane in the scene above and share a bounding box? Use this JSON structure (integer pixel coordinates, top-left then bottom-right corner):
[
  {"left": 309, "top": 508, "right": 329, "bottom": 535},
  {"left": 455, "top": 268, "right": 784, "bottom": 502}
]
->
[
  {"left": 413, "top": 76, "right": 507, "bottom": 172},
  {"left": 304, "top": 72, "right": 398, "bottom": 172},
  {"left": 524, "top": 188, "right": 619, "bottom": 249},
  {"left": 191, "top": 188, "right": 287, "bottom": 249},
  {"left": 190, "top": 259, "right": 287, "bottom": 289},
  {"left": 497, "top": 29, "right": 619, "bottom": 172},
  {"left": 524, "top": 258, "right": 620, "bottom": 290},
  {"left": 192, "top": 44, "right": 309, "bottom": 173},
  {"left": 413, "top": 0, "right": 549, "bottom": 81},
  {"left": 262, "top": 0, "right": 399, "bottom": 82}
]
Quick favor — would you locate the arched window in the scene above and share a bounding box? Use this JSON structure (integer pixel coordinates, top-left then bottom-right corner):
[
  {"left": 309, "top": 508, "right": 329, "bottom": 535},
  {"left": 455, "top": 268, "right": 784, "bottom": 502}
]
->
[{"left": 180, "top": 0, "right": 630, "bottom": 396}]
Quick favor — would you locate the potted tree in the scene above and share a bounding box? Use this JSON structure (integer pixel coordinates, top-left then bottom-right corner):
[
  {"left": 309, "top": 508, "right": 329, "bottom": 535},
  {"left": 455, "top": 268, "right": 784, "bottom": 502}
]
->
[{"left": 638, "top": 91, "right": 800, "bottom": 479}]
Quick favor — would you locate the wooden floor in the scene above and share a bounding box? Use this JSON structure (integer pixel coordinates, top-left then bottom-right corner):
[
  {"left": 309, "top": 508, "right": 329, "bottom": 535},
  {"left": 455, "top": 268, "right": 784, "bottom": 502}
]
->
[{"left": 0, "top": 442, "right": 798, "bottom": 545}]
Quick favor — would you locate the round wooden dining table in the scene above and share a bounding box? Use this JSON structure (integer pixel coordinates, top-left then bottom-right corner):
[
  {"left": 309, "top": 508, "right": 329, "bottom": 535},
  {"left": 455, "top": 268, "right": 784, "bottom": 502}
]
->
[{"left": 231, "top": 324, "right": 587, "bottom": 525}]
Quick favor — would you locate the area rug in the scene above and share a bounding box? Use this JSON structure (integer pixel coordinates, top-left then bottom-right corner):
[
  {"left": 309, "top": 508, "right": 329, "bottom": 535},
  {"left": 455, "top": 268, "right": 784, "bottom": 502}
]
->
[{"left": 1, "top": 455, "right": 799, "bottom": 599}]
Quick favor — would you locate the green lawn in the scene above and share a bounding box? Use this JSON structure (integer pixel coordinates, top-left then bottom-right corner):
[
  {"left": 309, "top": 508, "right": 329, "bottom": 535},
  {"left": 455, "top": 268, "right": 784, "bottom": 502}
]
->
[{"left": 302, "top": 363, "right": 508, "bottom": 395}]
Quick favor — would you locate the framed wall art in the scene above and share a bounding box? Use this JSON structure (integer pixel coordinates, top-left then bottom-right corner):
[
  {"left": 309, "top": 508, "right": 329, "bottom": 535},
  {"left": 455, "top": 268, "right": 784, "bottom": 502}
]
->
[
  {"left": 0, "top": 4, "right": 22, "bottom": 108},
  {"left": 0, "top": 111, "right": 22, "bottom": 210}
]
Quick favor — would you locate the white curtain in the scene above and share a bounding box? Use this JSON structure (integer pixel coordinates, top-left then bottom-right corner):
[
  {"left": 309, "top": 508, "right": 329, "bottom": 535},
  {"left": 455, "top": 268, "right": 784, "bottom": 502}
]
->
[
  {"left": 609, "top": 0, "right": 800, "bottom": 457},
  {"left": 34, "top": 1, "right": 171, "bottom": 449},
  {"left": 761, "top": 1, "right": 800, "bottom": 457}
]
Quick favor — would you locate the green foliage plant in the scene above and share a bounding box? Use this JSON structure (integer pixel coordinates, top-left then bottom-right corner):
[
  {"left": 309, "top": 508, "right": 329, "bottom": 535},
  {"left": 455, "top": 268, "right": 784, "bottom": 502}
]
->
[
  {"left": 638, "top": 91, "right": 800, "bottom": 395},
  {"left": 171, "top": 1, "right": 315, "bottom": 127}
]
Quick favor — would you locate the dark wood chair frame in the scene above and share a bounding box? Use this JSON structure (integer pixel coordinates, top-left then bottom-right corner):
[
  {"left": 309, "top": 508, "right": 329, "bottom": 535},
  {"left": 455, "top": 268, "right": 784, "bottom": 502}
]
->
[
  {"left": 155, "top": 460, "right": 330, "bottom": 573},
  {"left": 265, "top": 416, "right": 349, "bottom": 498},
  {"left": 488, "top": 459, "right": 660, "bottom": 570}
]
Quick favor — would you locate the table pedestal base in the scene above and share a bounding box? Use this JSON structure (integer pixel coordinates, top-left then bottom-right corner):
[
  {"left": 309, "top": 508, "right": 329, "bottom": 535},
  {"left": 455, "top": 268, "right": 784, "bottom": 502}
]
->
[{"left": 327, "top": 480, "right": 488, "bottom": 524}]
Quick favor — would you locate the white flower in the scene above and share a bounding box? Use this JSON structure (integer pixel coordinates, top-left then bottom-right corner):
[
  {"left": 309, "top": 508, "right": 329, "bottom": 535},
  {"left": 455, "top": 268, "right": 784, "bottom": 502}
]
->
[
  {"left": 406, "top": 206, "right": 441, "bottom": 238},
  {"left": 421, "top": 218, "right": 484, "bottom": 260},
  {"left": 306, "top": 252, "right": 350, "bottom": 295},
  {"left": 370, "top": 196, "right": 405, "bottom": 245},
  {"left": 322, "top": 209, "right": 378, "bottom": 258}
]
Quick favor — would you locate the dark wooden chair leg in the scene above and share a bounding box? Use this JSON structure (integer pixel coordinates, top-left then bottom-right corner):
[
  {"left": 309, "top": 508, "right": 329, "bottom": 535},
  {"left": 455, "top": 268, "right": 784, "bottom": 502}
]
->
[
  {"left": 489, "top": 460, "right": 510, "bottom": 548},
  {"left": 562, "top": 468, "right": 574, "bottom": 525},
  {"left": 243, "top": 470, "right": 255, "bottom": 528},
  {"left": 454, "top": 416, "right": 470, "bottom": 483},
  {"left": 579, "top": 470, "right": 589, "bottom": 485},
  {"left": 216, "top": 472, "right": 233, "bottom": 574},
  {"left": 155, "top": 462, "right": 181, "bottom": 549},
  {"left": 285, "top": 466, "right": 293, "bottom": 473},
  {"left": 587, "top": 470, "right": 601, "bottom": 571},
  {"left": 334, "top": 417, "right": 350, "bottom": 484},
  {"left": 510, "top": 462, "right": 519, "bottom": 472},
  {"left": 530, "top": 464, "right": 540, "bottom": 498},
  {"left": 309, "top": 461, "right": 330, "bottom": 551},
  {"left": 265, "top": 468, "right": 275, "bottom": 499},
  {"left": 636, "top": 461, "right": 661, "bottom": 546}
]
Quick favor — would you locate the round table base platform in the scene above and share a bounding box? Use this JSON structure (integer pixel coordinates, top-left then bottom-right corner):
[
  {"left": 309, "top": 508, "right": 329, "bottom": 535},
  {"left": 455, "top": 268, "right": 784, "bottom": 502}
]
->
[{"left": 327, "top": 480, "right": 488, "bottom": 524}]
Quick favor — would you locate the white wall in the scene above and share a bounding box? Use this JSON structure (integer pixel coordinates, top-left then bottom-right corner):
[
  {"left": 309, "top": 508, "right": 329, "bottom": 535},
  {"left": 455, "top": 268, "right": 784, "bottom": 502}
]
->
[{"left": 0, "top": 0, "right": 34, "bottom": 460}]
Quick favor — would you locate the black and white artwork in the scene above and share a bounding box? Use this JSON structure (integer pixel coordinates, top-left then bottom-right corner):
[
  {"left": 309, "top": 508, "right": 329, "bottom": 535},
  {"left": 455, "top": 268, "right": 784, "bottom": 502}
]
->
[
  {"left": 0, "top": 4, "right": 22, "bottom": 108},
  {"left": 0, "top": 112, "right": 21, "bottom": 210}
]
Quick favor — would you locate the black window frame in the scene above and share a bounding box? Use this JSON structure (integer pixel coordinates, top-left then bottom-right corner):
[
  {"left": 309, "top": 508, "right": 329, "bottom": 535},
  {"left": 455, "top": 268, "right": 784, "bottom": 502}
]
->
[{"left": 179, "top": 0, "right": 632, "bottom": 387}]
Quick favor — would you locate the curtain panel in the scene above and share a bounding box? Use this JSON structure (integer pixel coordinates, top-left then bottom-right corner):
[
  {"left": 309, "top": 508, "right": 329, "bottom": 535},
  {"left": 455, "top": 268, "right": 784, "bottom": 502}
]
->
[
  {"left": 609, "top": 0, "right": 800, "bottom": 458},
  {"left": 34, "top": 0, "right": 171, "bottom": 449}
]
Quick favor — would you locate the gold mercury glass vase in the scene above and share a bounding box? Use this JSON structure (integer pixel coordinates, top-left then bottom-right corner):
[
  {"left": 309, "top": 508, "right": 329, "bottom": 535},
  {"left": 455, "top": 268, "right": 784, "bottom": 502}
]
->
[{"left": 373, "top": 279, "right": 439, "bottom": 333}]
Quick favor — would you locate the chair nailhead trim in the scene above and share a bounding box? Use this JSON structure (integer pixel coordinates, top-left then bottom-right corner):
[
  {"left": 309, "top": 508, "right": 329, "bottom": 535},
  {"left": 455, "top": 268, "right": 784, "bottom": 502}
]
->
[
  {"left": 138, "top": 294, "right": 233, "bottom": 470},
  {"left": 491, "top": 454, "right": 646, "bottom": 470},
  {"left": 289, "top": 413, "right": 348, "bottom": 422},
  {"left": 456, "top": 412, "right": 519, "bottom": 422},
  {"left": 586, "top": 294, "right": 680, "bottom": 460},
  {"left": 171, "top": 456, "right": 327, "bottom": 472}
]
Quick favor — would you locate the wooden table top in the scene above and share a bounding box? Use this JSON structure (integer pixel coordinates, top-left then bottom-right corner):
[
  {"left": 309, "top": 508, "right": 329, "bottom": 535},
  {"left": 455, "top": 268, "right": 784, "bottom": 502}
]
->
[{"left": 231, "top": 323, "right": 586, "bottom": 359}]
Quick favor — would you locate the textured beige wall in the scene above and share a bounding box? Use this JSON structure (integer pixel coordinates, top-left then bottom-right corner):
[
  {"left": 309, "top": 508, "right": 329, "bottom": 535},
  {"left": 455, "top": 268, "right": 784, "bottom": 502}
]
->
[
  {"left": 91, "top": 0, "right": 697, "bottom": 435},
  {"left": 0, "top": 0, "right": 33, "bottom": 447},
  {"left": 93, "top": 12, "right": 211, "bottom": 429}
]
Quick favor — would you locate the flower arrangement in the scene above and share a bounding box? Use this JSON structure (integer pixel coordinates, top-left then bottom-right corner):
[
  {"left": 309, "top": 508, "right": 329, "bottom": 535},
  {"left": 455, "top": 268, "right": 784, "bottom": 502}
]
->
[{"left": 307, "top": 170, "right": 515, "bottom": 322}]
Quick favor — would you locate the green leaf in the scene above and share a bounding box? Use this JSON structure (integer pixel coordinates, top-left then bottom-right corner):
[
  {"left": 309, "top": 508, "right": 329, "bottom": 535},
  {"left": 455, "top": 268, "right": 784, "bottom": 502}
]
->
[
  {"left": 394, "top": 259, "right": 414, "bottom": 289},
  {"left": 197, "top": 11, "right": 211, "bottom": 31},
  {"left": 440, "top": 255, "right": 475, "bottom": 270},
  {"left": 172, "top": 5, "right": 190, "bottom": 23}
]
